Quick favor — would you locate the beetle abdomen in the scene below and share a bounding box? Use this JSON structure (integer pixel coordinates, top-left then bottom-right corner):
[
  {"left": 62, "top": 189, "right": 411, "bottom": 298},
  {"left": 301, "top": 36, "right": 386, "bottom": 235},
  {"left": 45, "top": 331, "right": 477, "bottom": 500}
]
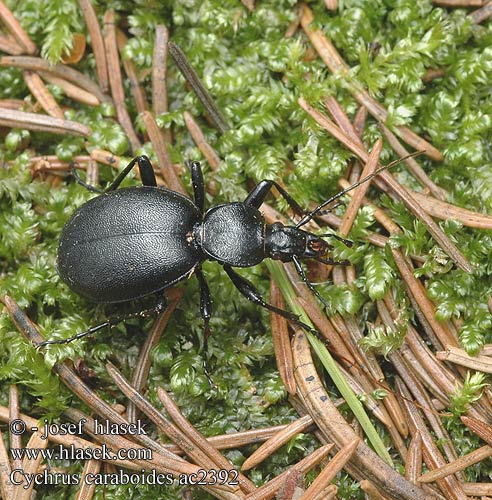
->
[
  {"left": 57, "top": 187, "right": 202, "bottom": 302},
  {"left": 201, "top": 203, "right": 265, "bottom": 267}
]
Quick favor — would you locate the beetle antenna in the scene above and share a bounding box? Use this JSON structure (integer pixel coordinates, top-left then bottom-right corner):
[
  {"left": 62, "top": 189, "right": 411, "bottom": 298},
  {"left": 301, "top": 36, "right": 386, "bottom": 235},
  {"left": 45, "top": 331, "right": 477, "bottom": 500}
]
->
[
  {"left": 314, "top": 256, "right": 351, "bottom": 266},
  {"left": 317, "top": 233, "right": 353, "bottom": 247},
  {"left": 295, "top": 150, "right": 424, "bottom": 228},
  {"left": 314, "top": 200, "right": 345, "bottom": 216}
]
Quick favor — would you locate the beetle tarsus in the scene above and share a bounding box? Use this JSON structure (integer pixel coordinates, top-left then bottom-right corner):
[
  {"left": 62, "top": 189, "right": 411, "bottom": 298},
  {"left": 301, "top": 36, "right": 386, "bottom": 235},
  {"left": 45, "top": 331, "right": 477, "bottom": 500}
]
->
[
  {"left": 292, "top": 256, "right": 331, "bottom": 310},
  {"left": 70, "top": 163, "right": 103, "bottom": 193}
]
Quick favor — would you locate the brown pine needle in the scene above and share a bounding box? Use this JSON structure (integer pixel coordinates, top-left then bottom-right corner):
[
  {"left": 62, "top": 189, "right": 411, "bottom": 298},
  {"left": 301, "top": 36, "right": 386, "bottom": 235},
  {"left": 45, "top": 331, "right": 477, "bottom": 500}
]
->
[
  {"left": 338, "top": 138, "right": 382, "bottom": 237},
  {"left": 359, "top": 479, "right": 387, "bottom": 500},
  {"left": 436, "top": 346, "right": 492, "bottom": 373},
  {"left": 270, "top": 279, "right": 296, "bottom": 395},
  {"left": 39, "top": 73, "right": 100, "bottom": 106},
  {"left": 9, "top": 385, "right": 22, "bottom": 471},
  {"left": 74, "top": 459, "right": 101, "bottom": 500},
  {"left": 0, "top": 295, "right": 173, "bottom": 459},
  {"left": 299, "top": 4, "right": 443, "bottom": 162},
  {"left": 396, "top": 379, "right": 468, "bottom": 500},
  {"left": 103, "top": 10, "right": 141, "bottom": 152},
  {"left": 292, "top": 331, "right": 432, "bottom": 499},
  {"left": 324, "top": 0, "right": 338, "bottom": 11},
  {"left": 0, "top": 1, "right": 36, "bottom": 54},
  {"left": 298, "top": 438, "right": 360, "bottom": 500},
  {"left": 0, "top": 34, "right": 23, "bottom": 55},
  {"left": 168, "top": 40, "right": 229, "bottom": 133},
  {"left": 89, "top": 149, "right": 119, "bottom": 166},
  {"left": 405, "top": 431, "right": 423, "bottom": 484},
  {"left": 142, "top": 110, "right": 186, "bottom": 195},
  {"left": 152, "top": 25, "right": 170, "bottom": 116},
  {"left": 461, "top": 483, "right": 492, "bottom": 496},
  {"left": 13, "top": 432, "right": 46, "bottom": 500},
  {"left": 407, "top": 189, "right": 492, "bottom": 229},
  {"left": 390, "top": 249, "right": 459, "bottom": 349},
  {"left": 379, "top": 124, "right": 447, "bottom": 201},
  {"left": 242, "top": 415, "right": 314, "bottom": 471},
  {"left": 116, "top": 29, "right": 148, "bottom": 115},
  {"left": 0, "top": 429, "right": 12, "bottom": 500},
  {"left": 184, "top": 111, "right": 222, "bottom": 170},
  {"left": 418, "top": 445, "right": 492, "bottom": 483},
  {"left": 297, "top": 296, "right": 357, "bottom": 366},
  {"left": 0, "top": 107, "right": 91, "bottom": 136},
  {"left": 23, "top": 70, "right": 64, "bottom": 118},
  {"left": 470, "top": 0, "right": 492, "bottom": 22},
  {"left": 244, "top": 443, "right": 334, "bottom": 500},
  {"left": 0, "top": 56, "right": 109, "bottom": 103},
  {"left": 77, "top": 0, "right": 108, "bottom": 91},
  {"left": 433, "top": 0, "right": 484, "bottom": 5},
  {"left": 461, "top": 415, "right": 492, "bottom": 446},
  {"left": 156, "top": 386, "right": 256, "bottom": 494},
  {"left": 127, "top": 288, "right": 184, "bottom": 424},
  {"left": 299, "top": 96, "right": 473, "bottom": 273},
  {"left": 313, "top": 484, "right": 337, "bottom": 500}
]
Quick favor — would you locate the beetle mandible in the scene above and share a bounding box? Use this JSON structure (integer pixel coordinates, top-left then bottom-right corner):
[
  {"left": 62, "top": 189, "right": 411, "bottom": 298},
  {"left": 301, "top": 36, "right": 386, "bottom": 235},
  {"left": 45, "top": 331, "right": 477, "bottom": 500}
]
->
[{"left": 40, "top": 155, "right": 393, "bottom": 350}]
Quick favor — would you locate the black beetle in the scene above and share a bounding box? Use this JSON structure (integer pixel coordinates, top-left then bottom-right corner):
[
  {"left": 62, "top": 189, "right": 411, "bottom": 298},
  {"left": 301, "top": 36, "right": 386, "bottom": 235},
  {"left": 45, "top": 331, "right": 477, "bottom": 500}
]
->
[{"left": 40, "top": 155, "right": 392, "bottom": 352}]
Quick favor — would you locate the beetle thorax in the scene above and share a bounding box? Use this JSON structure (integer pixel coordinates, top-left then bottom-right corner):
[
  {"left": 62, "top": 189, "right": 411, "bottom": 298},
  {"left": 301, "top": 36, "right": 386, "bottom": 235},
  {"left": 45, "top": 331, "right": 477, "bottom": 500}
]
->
[{"left": 196, "top": 202, "right": 266, "bottom": 267}]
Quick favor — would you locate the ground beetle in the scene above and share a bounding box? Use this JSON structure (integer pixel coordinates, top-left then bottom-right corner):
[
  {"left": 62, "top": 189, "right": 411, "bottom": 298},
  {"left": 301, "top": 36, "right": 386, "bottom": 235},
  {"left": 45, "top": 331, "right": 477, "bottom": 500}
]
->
[{"left": 39, "top": 155, "right": 395, "bottom": 356}]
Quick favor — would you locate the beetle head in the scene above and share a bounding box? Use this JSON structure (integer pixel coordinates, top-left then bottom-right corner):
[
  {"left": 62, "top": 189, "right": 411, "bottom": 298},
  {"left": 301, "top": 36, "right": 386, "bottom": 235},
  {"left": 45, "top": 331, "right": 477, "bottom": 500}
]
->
[{"left": 265, "top": 222, "right": 333, "bottom": 262}]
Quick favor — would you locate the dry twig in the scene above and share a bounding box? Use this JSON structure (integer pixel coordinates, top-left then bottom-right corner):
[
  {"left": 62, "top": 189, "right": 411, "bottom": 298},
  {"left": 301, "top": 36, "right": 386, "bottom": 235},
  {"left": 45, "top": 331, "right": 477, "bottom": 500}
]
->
[{"left": 292, "top": 330, "right": 436, "bottom": 500}]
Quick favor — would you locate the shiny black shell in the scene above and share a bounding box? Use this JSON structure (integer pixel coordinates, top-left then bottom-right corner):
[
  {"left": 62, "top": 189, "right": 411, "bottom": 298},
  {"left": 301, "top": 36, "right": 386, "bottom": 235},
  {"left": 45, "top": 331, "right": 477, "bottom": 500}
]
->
[
  {"left": 57, "top": 186, "right": 202, "bottom": 303},
  {"left": 201, "top": 203, "right": 265, "bottom": 267}
]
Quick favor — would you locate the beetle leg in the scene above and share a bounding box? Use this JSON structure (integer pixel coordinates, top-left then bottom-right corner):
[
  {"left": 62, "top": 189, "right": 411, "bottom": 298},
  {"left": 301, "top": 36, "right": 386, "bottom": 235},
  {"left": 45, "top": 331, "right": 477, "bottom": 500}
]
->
[
  {"left": 195, "top": 266, "right": 212, "bottom": 341},
  {"left": 105, "top": 155, "right": 157, "bottom": 192},
  {"left": 70, "top": 164, "right": 104, "bottom": 193},
  {"left": 195, "top": 266, "right": 215, "bottom": 386},
  {"left": 37, "top": 295, "right": 167, "bottom": 347},
  {"left": 223, "top": 264, "right": 319, "bottom": 336},
  {"left": 244, "top": 180, "right": 306, "bottom": 217},
  {"left": 292, "top": 256, "right": 331, "bottom": 309},
  {"left": 187, "top": 160, "right": 205, "bottom": 214}
]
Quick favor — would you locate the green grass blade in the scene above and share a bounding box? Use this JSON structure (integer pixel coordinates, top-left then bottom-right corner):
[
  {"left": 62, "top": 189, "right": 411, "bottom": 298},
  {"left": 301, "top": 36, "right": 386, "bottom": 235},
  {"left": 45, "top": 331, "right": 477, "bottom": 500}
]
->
[{"left": 266, "top": 260, "right": 393, "bottom": 466}]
